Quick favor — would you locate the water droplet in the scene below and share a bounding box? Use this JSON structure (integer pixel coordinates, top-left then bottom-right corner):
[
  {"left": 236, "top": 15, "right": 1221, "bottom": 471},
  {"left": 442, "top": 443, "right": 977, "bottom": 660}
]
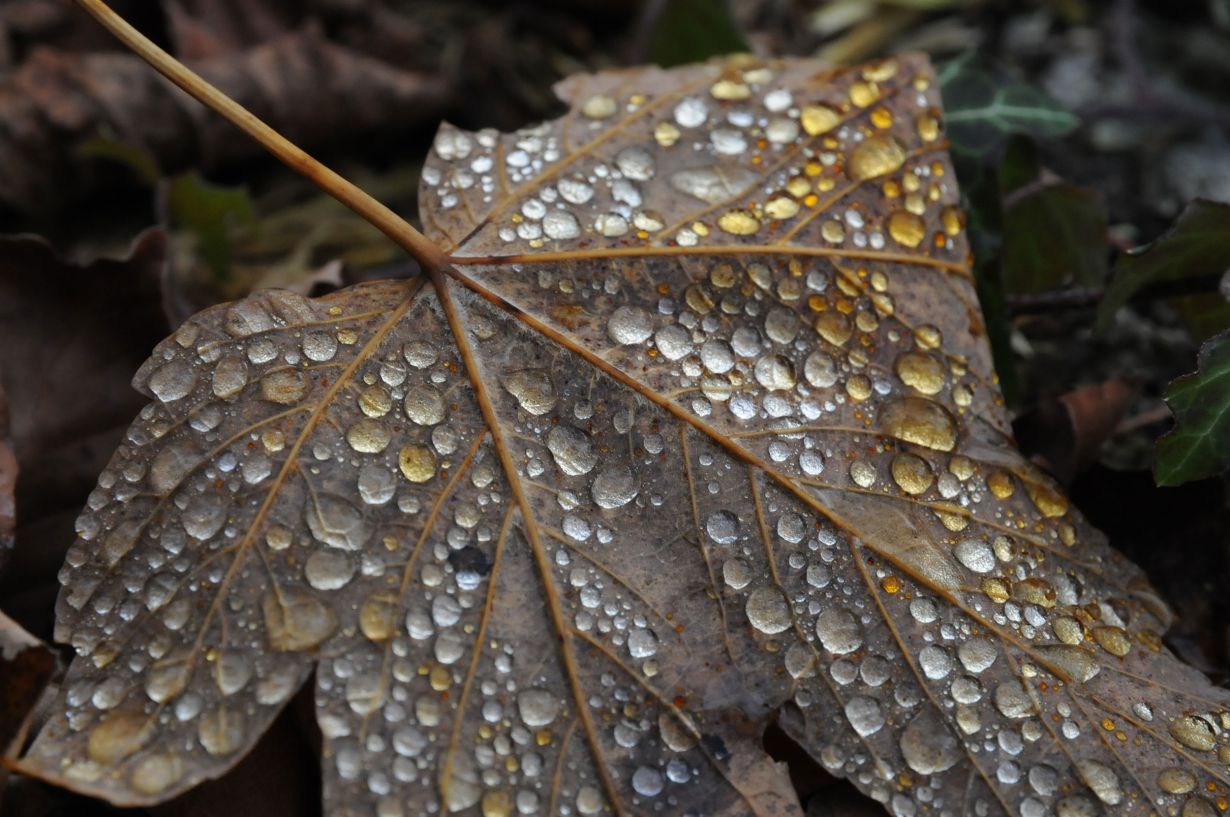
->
[
  {"left": 844, "top": 696, "right": 884, "bottom": 736},
  {"left": 891, "top": 453, "right": 933, "bottom": 495},
  {"left": 895, "top": 352, "right": 945, "bottom": 395},
  {"left": 346, "top": 418, "right": 391, "bottom": 453},
  {"left": 1170, "top": 714, "right": 1216, "bottom": 752},
  {"left": 131, "top": 753, "right": 183, "bottom": 795},
  {"left": 149, "top": 361, "right": 196, "bottom": 402},
  {"left": 1036, "top": 644, "right": 1100, "bottom": 683},
  {"left": 592, "top": 466, "right": 638, "bottom": 509},
  {"left": 956, "top": 638, "right": 997, "bottom": 674},
  {"left": 305, "top": 550, "right": 355, "bottom": 590},
  {"left": 543, "top": 210, "right": 580, "bottom": 240},
  {"left": 547, "top": 426, "right": 597, "bottom": 476},
  {"left": 800, "top": 104, "right": 840, "bottom": 135},
  {"left": 879, "top": 397, "right": 958, "bottom": 452},
  {"left": 628, "top": 627, "right": 658, "bottom": 658},
  {"left": 306, "top": 494, "right": 370, "bottom": 550},
  {"left": 608, "top": 306, "right": 653, "bottom": 345},
  {"left": 183, "top": 494, "right": 228, "bottom": 540},
  {"left": 674, "top": 97, "right": 707, "bottom": 127},
  {"left": 503, "top": 369, "right": 556, "bottom": 415},
  {"left": 746, "top": 587, "right": 792, "bottom": 634},
  {"left": 212, "top": 356, "right": 248, "bottom": 399},
  {"left": 954, "top": 539, "right": 995, "bottom": 573},
  {"left": 900, "top": 710, "right": 960, "bottom": 774},
  {"left": 847, "top": 134, "right": 906, "bottom": 181},
  {"left": 198, "top": 706, "right": 244, "bottom": 755},
  {"left": 88, "top": 710, "right": 151, "bottom": 763},
  {"left": 816, "top": 608, "right": 862, "bottom": 654},
  {"left": 404, "top": 385, "right": 445, "bottom": 425},
  {"left": 670, "top": 166, "right": 758, "bottom": 205},
  {"left": 753, "top": 355, "right": 795, "bottom": 390},
  {"left": 803, "top": 351, "right": 838, "bottom": 388},
  {"left": 399, "top": 444, "right": 437, "bottom": 483},
  {"left": 615, "top": 146, "right": 654, "bottom": 180},
  {"left": 263, "top": 587, "right": 338, "bottom": 651},
  {"left": 632, "top": 767, "right": 664, "bottom": 797},
  {"left": 919, "top": 645, "right": 952, "bottom": 679},
  {"left": 259, "top": 369, "right": 307, "bottom": 405},
  {"left": 706, "top": 510, "right": 738, "bottom": 544},
  {"left": 517, "top": 688, "right": 560, "bottom": 727},
  {"left": 302, "top": 331, "right": 338, "bottom": 362},
  {"left": 1075, "top": 759, "right": 1123, "bottom": 805}
]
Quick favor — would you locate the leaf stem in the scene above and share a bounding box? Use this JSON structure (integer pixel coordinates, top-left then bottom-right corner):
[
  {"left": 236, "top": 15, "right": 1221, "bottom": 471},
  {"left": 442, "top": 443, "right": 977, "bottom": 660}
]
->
[{"left": 73, "top": 0, "right": 451, "bottom": 274}]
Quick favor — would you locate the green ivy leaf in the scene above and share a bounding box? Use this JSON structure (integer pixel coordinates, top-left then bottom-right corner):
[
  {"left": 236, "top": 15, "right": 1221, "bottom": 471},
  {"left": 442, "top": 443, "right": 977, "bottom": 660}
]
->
[
  {"left": 1097, "top": 199, "right": 1230, "bottom": 332},
  {"left": 647, "top": 0, "right": 749, "bottom": 68},
  {"left": 1156, "top": 330, "right": 1230, "bottom": 485},
  {"left": 938, "top": 55, "right": 1078, "bottom": 155},
  {"left": 999, "top": 139, "right": 1107, "bottom": 295}
]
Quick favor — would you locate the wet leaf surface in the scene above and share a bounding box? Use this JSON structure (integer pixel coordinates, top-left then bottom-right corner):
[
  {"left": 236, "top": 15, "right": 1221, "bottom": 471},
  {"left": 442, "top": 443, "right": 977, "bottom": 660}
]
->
[
  {"left": 1155, "top": 330, "right": 1230, "bottom": 486},
  {"left": 18, "top": 53, "right": 1230, "bottom": 817}
]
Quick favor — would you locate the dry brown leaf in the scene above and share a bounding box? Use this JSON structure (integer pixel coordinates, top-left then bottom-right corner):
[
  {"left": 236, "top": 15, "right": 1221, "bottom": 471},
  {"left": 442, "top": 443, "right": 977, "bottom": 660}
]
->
[
  {"left": 0, "top": 610, "right": 59, "bottom": 756},
  {"left": 17, "top": 52, "right": 1230, "bottom": 817}
]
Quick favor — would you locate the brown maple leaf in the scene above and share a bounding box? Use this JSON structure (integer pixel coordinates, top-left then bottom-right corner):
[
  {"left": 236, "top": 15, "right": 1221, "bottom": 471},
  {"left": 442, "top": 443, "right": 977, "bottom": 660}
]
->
[{"left": 14, "top": 4, "right": 1230, "bottom": 817}]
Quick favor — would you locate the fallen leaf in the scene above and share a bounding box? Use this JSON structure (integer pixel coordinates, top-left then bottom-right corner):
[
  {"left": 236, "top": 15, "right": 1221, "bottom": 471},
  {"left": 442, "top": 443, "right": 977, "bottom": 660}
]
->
[
  {"left": 0, "top": 29, "right": 446, "bottom": 214},
  {"left": 1155, "top": 330, "right": 1230, "bottom": 486},
  {"left": 1013, "top": 378, "right": 1138, "bottom": 484},
  {"left": 0, "top": 610, "right": 59, "bottom": 756},
  {"left": 18, "top": 51, "right": 1230, "bottom": 817}
]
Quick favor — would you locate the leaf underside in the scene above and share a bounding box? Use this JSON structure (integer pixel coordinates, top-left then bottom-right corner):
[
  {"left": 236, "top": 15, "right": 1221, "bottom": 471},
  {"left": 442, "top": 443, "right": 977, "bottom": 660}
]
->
[{"left": 22, "top": 54, "right": 1230, "bottom": 817}]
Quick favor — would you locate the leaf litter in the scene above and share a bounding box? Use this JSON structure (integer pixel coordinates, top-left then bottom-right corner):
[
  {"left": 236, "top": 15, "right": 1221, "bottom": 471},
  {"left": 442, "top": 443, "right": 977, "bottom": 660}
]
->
[{"left": 9, "top": 28, "right": 1230, "bottom": 817}]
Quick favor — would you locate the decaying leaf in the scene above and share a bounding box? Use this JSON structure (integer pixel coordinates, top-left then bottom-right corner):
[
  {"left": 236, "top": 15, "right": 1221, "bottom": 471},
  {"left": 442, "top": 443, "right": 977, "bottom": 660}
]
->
[
  {"left": 1155, "top": 330, "right": 1230, "bottom": 486},
  {"left": 18, "top": 51, "right": 1230, "bottom": 817},
  {"left": 0, "top": 610, "right": 59, "bottom": 756}
]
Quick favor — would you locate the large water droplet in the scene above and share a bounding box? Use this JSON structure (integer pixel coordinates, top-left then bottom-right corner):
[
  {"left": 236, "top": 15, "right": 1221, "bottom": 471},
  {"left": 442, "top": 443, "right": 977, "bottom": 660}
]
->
[
  {"left": 547, "top": 426, "right": 597, "bottom": 476},
  {"left": 746, "top": 587, "right": 792, "bottom": 634},
  {"left": 592, "top": 466, "right": 638, "bottom": 509}
]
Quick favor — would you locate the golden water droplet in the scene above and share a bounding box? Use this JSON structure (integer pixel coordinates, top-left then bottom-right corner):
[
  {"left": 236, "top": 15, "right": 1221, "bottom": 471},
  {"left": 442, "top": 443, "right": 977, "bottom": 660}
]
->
[
  {"left": 815, "top": 311, "right": 853, "bottom": 346},
  {"left": 1170, "top": 714, "right": 1217, "bottom": 752},
  {"left": 942, "top": 206, "right": 965, "bottom": 236},
  {"left": 801, "top": 104, "right": 841, "bottom": 136},
  {"left": 849, "top": 80, "right": 880, "bottom": 107},
  {"left": 581, "top": 94, "right": 616, "bottom": 118},
  {"left": 981, "top": 577, "right": 1010, "bottom": 603},
  {"left": 821, "top": 220, "right": 845, "bottom": 243},
  {"left": 847, "top": 134, "right": 906, "bottom": 181},
  {"left": 987, "top": 470, "right": 1015, "bottom": 499},
  {"left": 346, "top": 419, "right": 391, "bottom": 454},
  {"left": 655, "top": 121, "right": 680, "bottom": 147},
  {"left": 1157, "top": 768, "right": 1197, "bottom": 795},
  {"left": 718, "top": 210, "right": 760, "bottom": 236},
  {"left": 862, "top": 59, "right": 898, "bottom": 82},
  {"left": 88, "top": 711, "right": 150, "bottom": 764},
  {"left": 1054, "top": 616, "right": 1084, "bottom": 645},
  {"left": 1013, "top": 577, "right": 1056, "bottom": 608},
  {"left": 1093, "top": 626, "right": 1131, "bottom": 657},
  {"left": 359, "top": 385, "right": 393, "bottom": 417},
  {"left": 887, "top": 210, "right": 926, "bottom": 248},
  {"left": 360, "top": 592, "right": 398, "bottom": 641},
  {"left": 916, "top": 113, "right": 940, "bottom": 142},
  {"left": 879, "top": 397, "right": 958, "bottom": 452},
  {"left": 870, "top": 107, "right": 893, "bottom": 128},
  {"left": 481, "top": 789, "right": 514, "bottom": 817},
  {"left": 915, "top": 324, "right": 942, "bottom": 349},
  {"left": 260, "top": 370, "right": 308, "bottom": 405},
  {"left": 895, "top": 352, "right": 945, "bottom": 395},
  {"left": 1025, "top": 479, "right": 1069, "bottom": 517},
  {"left": 949, "top": 455, "right": 974, "bottom": 480},
  {"left": 765, "top": 197, "right": 800, "bottom": 219},
  {"left": 399, "top": 444, "right": 437, "bottom": 483},
  {"left": 846, "top": 374, "right": 872, "bottom": 401},
  {"left": 891, "top": 453, "right": 933, "bottom": 495},
  {"left": 710, "top": 78, "right": 750, "bottom": 100}
]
